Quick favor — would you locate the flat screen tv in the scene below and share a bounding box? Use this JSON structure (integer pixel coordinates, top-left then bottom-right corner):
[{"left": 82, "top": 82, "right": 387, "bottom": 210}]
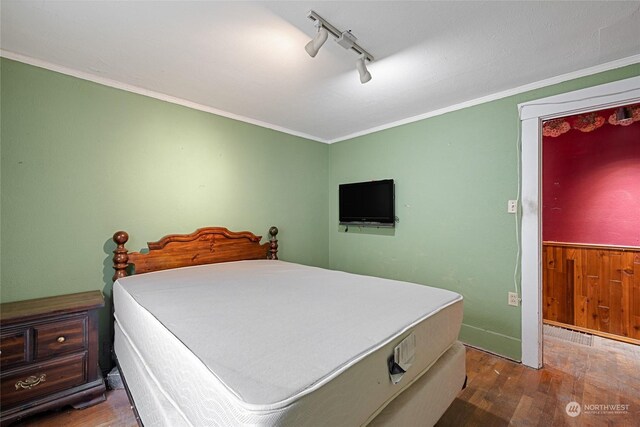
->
[{"left": 339, "top": 179, "right": 395, "bottom": 226}]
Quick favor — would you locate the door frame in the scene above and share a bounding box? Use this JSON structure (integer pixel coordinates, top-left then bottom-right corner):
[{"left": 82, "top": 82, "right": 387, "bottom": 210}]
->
[{"left": 518, "top": 75, "right": 640, "bottom": 368}]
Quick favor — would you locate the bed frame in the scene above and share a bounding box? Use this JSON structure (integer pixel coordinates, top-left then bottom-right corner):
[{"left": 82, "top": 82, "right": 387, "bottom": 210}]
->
[{"left": 111, "top": 226, "right": 279, "bottom": 281}]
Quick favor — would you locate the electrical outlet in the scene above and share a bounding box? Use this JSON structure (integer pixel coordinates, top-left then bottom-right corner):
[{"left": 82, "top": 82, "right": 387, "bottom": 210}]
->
[
  {"left": 507, "top": 200, "right": 517, "bottom": 214},
  {"left": 508, "top": 292, "right": 520, "bottom": 306}
]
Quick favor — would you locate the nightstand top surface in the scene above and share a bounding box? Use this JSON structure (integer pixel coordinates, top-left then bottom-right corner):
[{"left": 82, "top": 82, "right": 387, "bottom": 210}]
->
[{"left": 0, "top": 291, "right": 104, "bottom": 325}]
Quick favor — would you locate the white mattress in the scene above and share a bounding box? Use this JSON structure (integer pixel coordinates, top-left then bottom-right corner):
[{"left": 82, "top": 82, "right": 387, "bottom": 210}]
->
[
  {"left": 114, "top": 260, "right": 463, "bottom": 426},
  {"left": 115, "top": 325, "right": 465, "bottom": 427}
]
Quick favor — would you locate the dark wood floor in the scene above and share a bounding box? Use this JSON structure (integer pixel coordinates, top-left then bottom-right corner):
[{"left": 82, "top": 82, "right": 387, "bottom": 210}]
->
[
  {"left": 14, "top": 329, "right": 640, "bottom": 426},
  {"left": 437, "top": 330, "right": 640, "bottom": 427},
  {"left": 16, "top": 387, "right": 138, "bottom": 427}
]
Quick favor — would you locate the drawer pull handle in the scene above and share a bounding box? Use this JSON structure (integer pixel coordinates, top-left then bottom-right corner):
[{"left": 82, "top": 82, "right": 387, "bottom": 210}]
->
[
  {"left": 57, "top": 336, "right": 66, "bottom": 343},
  {"left": 15, "top": 374, "right": 47, "bottom": 390}
]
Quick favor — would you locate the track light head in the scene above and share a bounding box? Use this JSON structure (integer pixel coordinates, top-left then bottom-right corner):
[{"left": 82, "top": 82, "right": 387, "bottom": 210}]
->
[
  {"left": 356, "top": 56, "right": 372, "bottom": 84},
  {"left": 305, "top": 26, "right": 328, "bottom": 58}
]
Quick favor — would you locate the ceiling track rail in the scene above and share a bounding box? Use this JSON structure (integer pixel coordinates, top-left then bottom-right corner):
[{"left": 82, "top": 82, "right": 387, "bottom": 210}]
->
[{"left": 307, "top": 10, "right": 374, "bottom": 62}]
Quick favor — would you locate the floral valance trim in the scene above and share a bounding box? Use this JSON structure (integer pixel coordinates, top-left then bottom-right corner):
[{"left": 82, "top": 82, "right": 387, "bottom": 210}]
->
[{"left": 543, "top": 104, "right": 640, "bottom": 138}]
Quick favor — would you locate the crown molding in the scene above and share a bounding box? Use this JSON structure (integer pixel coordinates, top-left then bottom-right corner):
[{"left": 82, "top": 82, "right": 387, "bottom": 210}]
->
[
  {"left": 0, "top": 50, "right": 329, "bottom": 144},
  {"left": 328, "top": 54, "right": 640, "bottom": 143},
  {"left": 2, "top": 49, "right": 638, "bottom": 145}
]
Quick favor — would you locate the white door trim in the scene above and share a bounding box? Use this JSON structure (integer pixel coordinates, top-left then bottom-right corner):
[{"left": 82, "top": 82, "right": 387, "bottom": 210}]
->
[{"left": 518, "top": 75, "right": 640, "bottom": 369}]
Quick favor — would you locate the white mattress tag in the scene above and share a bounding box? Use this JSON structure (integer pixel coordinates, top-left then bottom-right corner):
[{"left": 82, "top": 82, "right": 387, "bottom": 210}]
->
[
  {"left": 389, "top": 333, "right": 416, "bottom": 384},
  {"left": 396, "top": 333, "right": 416, "bottom": 371}
]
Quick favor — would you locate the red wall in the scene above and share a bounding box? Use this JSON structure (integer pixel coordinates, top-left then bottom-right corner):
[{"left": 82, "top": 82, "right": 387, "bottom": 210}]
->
[{"left": 543, "top": 119, "right": 640, "bottom": 247}]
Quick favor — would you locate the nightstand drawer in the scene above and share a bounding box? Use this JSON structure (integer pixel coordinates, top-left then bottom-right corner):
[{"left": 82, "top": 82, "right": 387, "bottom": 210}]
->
[
  {"left": 34, "top": 317, "right": 86, "bottom": 360},
  {"left": 1, "top": 352, "right": 87, "bottom": 409},
  {"left": 0, "top": 330, "right": 29, "bottom": 368},
  {"left": 1, "top": 291, "right": 105, "bottom": 424}
]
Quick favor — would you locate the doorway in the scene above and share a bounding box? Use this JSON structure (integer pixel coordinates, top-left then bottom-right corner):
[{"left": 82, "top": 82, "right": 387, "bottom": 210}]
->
[
  {"left": 541, "top": 105, "right": 640, "bottom": 345},
  {"left": 518, "top": 75, "right": 640, "bottom": 368}
]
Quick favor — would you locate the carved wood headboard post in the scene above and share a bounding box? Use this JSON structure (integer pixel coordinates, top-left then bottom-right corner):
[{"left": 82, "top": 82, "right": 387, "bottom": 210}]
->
[
  {"left": 112, "top": 231, "right": 130, "bottom": 282},
  {"left": 268, "top": 226, "right": 279, "bottom": 260}
]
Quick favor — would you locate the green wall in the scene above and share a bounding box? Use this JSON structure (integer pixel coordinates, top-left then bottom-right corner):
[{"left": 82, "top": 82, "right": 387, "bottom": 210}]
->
[
  {"left": 328, "top": 63, "right": 640, "bottom": 360},
  {"left": 0, "top": 58, "right": 329, "bottom": 369},
  {"left": 2, "top": 56, "right": 638, "bottom": 367}
]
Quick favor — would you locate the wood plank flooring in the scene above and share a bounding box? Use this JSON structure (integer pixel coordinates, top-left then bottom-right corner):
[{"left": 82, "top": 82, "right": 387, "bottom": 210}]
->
[
  {"left": 13, "top": 330, "right": 640, "bottom": 426},
  {"left": 14, "top": 388, "right": 137, "bottom": 427},
  {"left": 437, "top": 330, "right": 640, "bottom": 427}
]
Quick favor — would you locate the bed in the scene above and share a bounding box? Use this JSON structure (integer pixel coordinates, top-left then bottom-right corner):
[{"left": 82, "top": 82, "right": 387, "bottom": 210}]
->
[{"left": 111, "top": 226, "right": 465, "bottom": 426}]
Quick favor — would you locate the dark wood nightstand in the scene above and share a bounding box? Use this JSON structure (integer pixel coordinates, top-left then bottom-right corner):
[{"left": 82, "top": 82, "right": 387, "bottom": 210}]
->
[{"left": 0, "top": 291, "right": 106, "bottom": 426}]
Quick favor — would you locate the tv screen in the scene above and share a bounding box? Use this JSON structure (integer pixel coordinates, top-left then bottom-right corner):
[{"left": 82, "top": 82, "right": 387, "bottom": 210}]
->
[{"left": 339, "top": 179, "right": 395, "bottom": 226}]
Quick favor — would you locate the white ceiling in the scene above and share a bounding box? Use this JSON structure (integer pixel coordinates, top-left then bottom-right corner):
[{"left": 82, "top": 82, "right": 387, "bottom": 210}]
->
[{"left": 2, "top": 1, "right": 639, "bottom": 143}]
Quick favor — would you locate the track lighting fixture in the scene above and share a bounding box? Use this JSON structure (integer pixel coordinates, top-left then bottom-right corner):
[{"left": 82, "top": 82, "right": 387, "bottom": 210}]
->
[
  {"left": 305, "top": 22, "right": 328, "bottom": 58},
  {"left": 305, "top": 10, "right": 374, "bottom": 84}
]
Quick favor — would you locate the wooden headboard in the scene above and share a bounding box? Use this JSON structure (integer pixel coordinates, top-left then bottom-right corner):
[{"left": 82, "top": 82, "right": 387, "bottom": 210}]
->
[{"left": 112, "top": 226, "right": 278, "bottom": 281}]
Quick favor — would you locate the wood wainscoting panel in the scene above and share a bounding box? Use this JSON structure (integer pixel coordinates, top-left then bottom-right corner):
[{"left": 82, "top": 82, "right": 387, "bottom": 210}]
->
[
  {"left": 542, "top": 246, "right": 574, "bottom": 325},
  {"left": 543, "top": 242, "right": 640, "bottom": 342}
]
